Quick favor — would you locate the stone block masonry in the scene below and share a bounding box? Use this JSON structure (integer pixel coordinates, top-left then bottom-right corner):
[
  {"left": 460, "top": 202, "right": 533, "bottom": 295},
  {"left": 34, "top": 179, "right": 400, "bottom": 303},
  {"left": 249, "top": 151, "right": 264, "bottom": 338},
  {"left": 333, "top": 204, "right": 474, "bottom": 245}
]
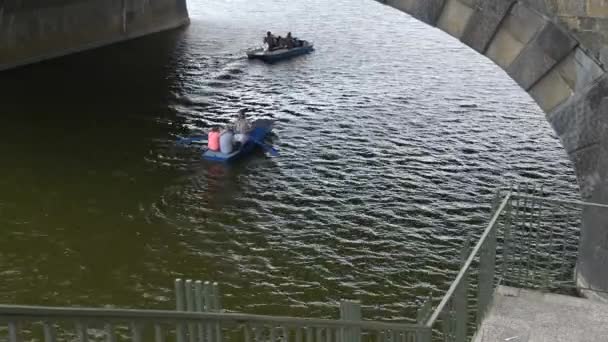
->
[{"left": 377, "top": 0, "right": 608, "bottom": 299}]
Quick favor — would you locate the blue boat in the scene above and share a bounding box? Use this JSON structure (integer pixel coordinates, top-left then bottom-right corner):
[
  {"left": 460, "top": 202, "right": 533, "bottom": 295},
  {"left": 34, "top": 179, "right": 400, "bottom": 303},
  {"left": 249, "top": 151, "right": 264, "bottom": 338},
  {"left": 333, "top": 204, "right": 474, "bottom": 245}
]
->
[
  {"left": 202, "top": 119, "right": 275, "bottom": 162},
  {"left": 247, "top": 41, "right": 314, "bottom": 63}
]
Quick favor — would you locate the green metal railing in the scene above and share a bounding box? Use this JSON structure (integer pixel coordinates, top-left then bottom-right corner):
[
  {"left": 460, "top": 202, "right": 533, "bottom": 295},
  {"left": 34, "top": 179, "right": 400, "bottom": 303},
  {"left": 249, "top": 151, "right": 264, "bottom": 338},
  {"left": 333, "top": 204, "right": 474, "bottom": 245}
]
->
[
  {"left": 0, "top": 184, "right": 603, "bottom": 342},
  {"left": 0, "top": 279, "right": 432, "bottom": 342},
  {"left": 423, "top": 184, "right": 608, "bottom": 342}
]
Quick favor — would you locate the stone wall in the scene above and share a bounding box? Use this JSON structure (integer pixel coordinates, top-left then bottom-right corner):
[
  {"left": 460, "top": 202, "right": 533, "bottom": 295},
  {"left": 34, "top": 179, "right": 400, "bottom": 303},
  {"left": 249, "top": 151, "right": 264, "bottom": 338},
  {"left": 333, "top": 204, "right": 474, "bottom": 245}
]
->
[
  {"left": 524, "top": 0, "right": 608, "bottom": 67},
  {"left": 379, "top": 0, "right": 608, "bottom": 298},
  {"left": 0, "top": 0, "right": 189, "bottom": 71}
]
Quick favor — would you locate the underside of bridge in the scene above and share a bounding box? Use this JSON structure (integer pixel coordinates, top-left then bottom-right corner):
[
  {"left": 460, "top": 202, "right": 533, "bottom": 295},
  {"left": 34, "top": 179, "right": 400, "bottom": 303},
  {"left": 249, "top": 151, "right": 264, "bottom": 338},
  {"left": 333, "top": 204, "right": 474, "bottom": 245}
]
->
[
  {"left": 0, "top": 0, "right": 189, "bottom": 71},
  {"left": 377, "top": 0, "right": 608, "bottom": 298}
]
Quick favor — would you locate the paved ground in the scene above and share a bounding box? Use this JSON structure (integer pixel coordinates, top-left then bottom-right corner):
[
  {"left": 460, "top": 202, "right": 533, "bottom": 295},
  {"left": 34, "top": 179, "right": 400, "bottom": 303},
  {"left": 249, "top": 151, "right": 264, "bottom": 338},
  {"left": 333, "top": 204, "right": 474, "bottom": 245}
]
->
[{"left": 474, "top": 286, "right": 608, "bottom": 342}]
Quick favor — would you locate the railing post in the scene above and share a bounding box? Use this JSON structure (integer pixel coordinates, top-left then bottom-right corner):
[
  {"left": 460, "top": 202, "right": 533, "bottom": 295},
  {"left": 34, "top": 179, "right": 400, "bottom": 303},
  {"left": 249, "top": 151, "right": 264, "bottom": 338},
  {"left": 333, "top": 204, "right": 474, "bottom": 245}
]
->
[
  {"left": 454, "top": 239, "right": 470, "bottom": 342},
  {"left": 501, "top": 198, "right": 513, "bottom": 281},
  {"left": 8, "top": 321, "right": 21, "bottom": 342},
  {"left": 416, "top": 296, "right": 433, "bottom": 342},
  {"left": 477, "top": 209, "right": 498, "bottom": 326},
  {"left": 175, "top": 279, "right": 187, "bottom": 342},
  {"left": 195, "top": 281, "right": 205, "bottom": 342},
  {"left": 340, "top": 300, "right": 361, "bottom": 342},
  {"left": 416, "top": 294, "right": 433, "bottom": 326},
  {"left": 440, "top": 302, "right": 455, "bottom": 342},
  {"left": 43, "top": 322, "right": 56, "bottom": 342},
  {"left": 417, "top": 328, "right": 432, "bottom": 342},
  {"left": 186, "top": 279, "right": 196, "bottom": 342},
  {"left": 212, "top": 282, "right": 223, "bottom": 342},
  {"left": 204, "top": 282, "right": 213, "bottom": 342},
  {"left": 105, "top": 323, "right": 116, "bottom": 342}
]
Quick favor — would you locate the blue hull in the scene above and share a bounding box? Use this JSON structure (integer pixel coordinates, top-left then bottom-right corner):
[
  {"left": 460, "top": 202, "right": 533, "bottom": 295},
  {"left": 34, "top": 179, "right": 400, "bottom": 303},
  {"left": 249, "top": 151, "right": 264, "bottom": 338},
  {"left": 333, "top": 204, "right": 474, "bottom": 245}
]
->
[
  {"left": 202, "top": 120, "right": 273, "bottom": 163},
  {"left": 247, "top": 44, "right": 314, "bottom": 63}
]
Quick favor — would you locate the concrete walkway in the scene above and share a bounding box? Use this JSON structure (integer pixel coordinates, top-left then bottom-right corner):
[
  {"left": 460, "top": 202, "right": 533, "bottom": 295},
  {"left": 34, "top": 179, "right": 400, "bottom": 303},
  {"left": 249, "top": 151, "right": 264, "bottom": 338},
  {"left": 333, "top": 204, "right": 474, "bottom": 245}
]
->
[{"left": 474, "top": 286, "right": 608, "bottom": 342}]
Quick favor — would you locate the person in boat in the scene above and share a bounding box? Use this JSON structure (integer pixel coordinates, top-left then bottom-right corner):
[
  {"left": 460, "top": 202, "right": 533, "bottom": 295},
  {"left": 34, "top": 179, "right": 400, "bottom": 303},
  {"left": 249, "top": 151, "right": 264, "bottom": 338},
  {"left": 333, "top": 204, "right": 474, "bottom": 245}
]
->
[
  {"left": 285, "top": 32, "right": 295, "bottom": 49},
  {"left": 275, "top": 36, "right": 285, "bottom": 49},
  {"left": 264, "top": 31, "right": 276, "bottom": 51},
  {"left": 219, "top": 126, "right": 234, "bottom": 154},
  {"left": 207, "top": 126, "right": 221, "bottom": 152},
  {"left": 233, "top": 108, "right": 252, "bottom": 147}
]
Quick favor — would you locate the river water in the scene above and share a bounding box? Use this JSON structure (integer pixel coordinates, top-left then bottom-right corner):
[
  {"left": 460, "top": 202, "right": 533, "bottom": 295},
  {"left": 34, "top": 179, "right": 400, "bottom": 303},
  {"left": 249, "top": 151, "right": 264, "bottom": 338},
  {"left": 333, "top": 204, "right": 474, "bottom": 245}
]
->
[{"left": 0, "top": 0, "right": 577, "bottom": 321}]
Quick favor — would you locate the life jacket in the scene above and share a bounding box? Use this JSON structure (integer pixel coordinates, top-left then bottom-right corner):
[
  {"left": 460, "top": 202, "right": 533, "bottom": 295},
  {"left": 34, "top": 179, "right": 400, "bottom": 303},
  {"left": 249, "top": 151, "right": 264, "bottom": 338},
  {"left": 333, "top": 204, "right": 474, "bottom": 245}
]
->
[{"left": 208, "top": 131, "right": 220, "bottom": 151}]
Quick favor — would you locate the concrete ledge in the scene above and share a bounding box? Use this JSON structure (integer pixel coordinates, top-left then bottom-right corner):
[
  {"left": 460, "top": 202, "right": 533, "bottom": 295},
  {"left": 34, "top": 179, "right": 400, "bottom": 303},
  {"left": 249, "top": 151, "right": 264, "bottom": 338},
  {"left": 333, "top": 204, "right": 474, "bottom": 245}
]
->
[
  {"left": 577, "top": 271, "right": 608, "bottom": 303},
  {"left": 475, "top": 286, "right": 608, "bottom": 342}
]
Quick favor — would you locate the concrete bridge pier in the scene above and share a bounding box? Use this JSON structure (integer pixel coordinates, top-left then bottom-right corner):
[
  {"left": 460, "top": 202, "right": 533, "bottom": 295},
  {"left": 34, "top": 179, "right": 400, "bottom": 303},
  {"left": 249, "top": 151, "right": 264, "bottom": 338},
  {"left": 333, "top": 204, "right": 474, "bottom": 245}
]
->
[
  {"left": 0, "top": 0, "right": 189, "bottom": 71},
  {"left": 377, "top": 0, "right": 608, "bottom": 298}
]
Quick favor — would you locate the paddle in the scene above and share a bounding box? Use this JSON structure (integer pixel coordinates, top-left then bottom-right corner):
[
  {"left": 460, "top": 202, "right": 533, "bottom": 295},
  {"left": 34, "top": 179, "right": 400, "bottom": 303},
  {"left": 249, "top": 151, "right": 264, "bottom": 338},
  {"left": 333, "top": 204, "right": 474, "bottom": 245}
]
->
[
  {"left": 176, "top": 136, "right": 207, "bottom": 145},
  {"left": 251, "top": 138, "right": 279, "bottom": 157}
]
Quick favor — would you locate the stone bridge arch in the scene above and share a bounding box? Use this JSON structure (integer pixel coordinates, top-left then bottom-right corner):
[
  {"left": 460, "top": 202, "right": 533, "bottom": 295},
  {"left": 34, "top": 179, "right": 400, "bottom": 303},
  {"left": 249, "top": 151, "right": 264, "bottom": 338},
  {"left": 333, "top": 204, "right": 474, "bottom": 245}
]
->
[{"left": 376, "top": 0, "right": 608, "bottom": 297}]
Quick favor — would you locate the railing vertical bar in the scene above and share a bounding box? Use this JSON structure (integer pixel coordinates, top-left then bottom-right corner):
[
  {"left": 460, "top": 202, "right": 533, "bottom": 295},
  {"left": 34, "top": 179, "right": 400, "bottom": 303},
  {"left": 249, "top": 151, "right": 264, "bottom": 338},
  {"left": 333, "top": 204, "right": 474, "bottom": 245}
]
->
[
  {"left": 530, "top": 186, "right": 542, "bottom": 287},
  {"left": 132, "top": 322, "right": 143, "bottom": 342},
  {"left": 440, "top": 306, "right": 452, "bottom": 342},
  {"left": 254, "top": 325, "right": 263, "bottom": 342},
  {"left": 244, "top": 324, "right": 252, "bottom": 342},
  {"left": 195, "top": 280, "right": 204, "bottom": 342},
  {"left": 523, "top": 183, "right": 533, "bottom": 287},
  {"left": 527, "top": 186, "right": 537, "bottom": 286},
  {"left": 316, "top": 326, "right": 323, "bottom": 342},
  {"left": 567, "top": 203, "right": 580, "bottom": 286},
  {"left": 305, "top": 327, "right": 313, "bottom": 342},
  {"left": 533, "top": 185, "right": 544, "bottom": 289},
  {"left": 212, "top": 282, "right": 222, "bottom": 342},
  {"left": 514, "top": 184, "right": 523, "bottom": 286},
  {"left": 43, "top": 322, "right": 56, "bottom": 342},
  {"left": 204, "top": 282, "right": 214, "bottom": 342},
  {"left": 454, "top": 239, "right": 469, "bottom": 342},
  {"left": 375, "top": 330, "right": 383, "bottom": 342},
  {"left": 155, "top": 324, "right": 165, "bottom": 342},
  {"left": 105, "top": 323, "right": 116, "bottom": 342},
  {"left": 175, "top": 278, "right": 186, "bottom": 342},
  {"left": 270, "top": 326, "right": 277, "bottom": 342},
  {"left": 477, "top": 207, "right": 497, "bottom": 326},
  {"left": 282, "top": 326, "right": 290, "bottom": 342},
  {"left": 8, "top": 321, "right": 20, "bottom": 342},
  {"left": 561, "top": 208, "right": 571, "bottom": 281},
  {"left": 185, "top": 279, "right": 196, "bottom": 342},
  {"left": 545, "top": 199, "right": 555, "bottom": 289},
  {"left": 501, "top": 197, "right": 513, "bottom": 281},
  {"left": 295, "top": 327, "right": 303, "bottom": 342},
  {"left": 76, "top": 322, "right": 88, "bottom": 342}
]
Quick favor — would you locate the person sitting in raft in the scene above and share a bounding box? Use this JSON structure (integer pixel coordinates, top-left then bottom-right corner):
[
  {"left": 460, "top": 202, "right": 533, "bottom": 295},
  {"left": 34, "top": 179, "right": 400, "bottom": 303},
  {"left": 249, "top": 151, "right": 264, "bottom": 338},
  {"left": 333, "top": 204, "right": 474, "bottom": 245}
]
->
[
  {"left": 275, "top": 35, "right": 285, "bottom": 49},
  {"left": 233, "top": 108, "right": 252, "bottom": 147},
  {"left": 264, "top": 31, "right": 276, "bottom": 51},
  {"left": 219, "top": 126, "right": 234, "bottom": 154},
  {"left": 207, "top": 126, "right": 221, "bottom": 152},
  {"left": 286, "top": 32, "right": 295, "bottom": 49}
]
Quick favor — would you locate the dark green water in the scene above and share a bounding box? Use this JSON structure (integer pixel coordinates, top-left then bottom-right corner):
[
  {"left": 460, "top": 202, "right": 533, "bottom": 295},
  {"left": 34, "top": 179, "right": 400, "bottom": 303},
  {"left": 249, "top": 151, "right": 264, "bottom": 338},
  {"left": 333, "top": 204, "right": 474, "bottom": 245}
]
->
[{"left": 0, "top": 0, "right": 577, "bottom": 321}]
